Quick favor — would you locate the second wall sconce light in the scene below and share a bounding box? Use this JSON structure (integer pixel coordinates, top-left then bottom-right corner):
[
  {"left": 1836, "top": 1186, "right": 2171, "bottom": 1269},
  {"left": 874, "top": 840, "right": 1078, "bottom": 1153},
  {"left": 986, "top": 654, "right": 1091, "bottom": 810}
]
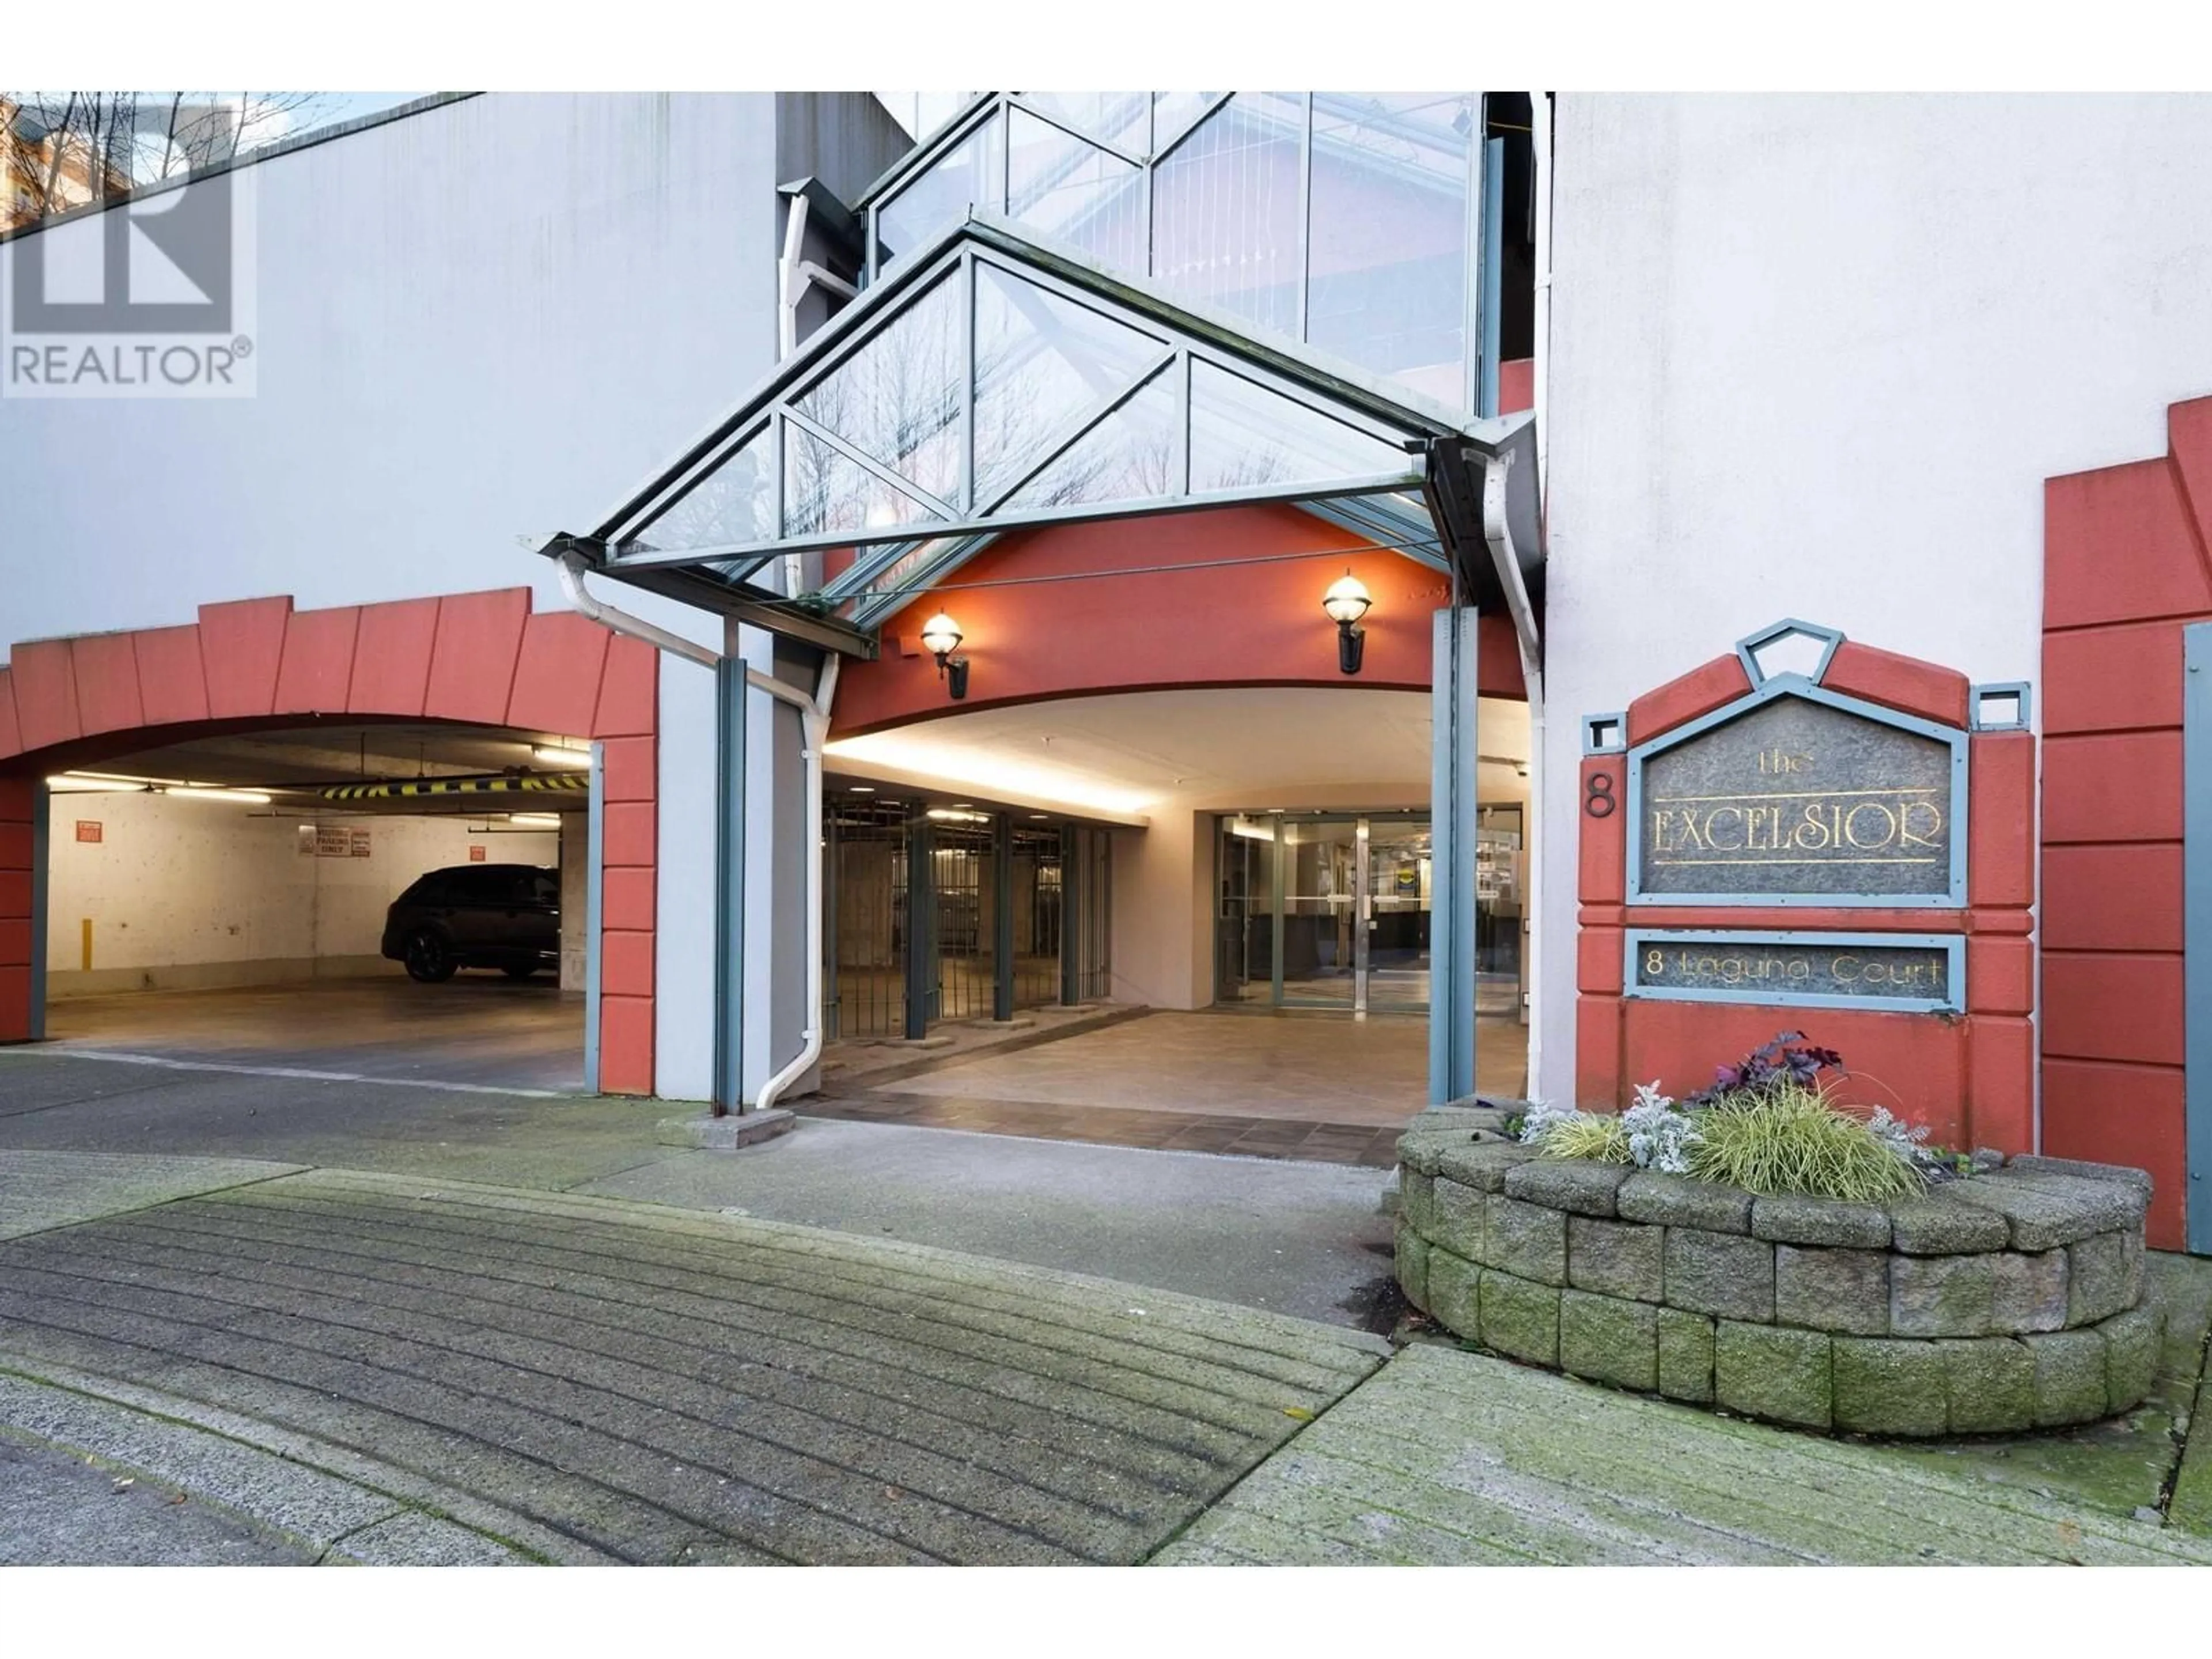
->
[
  {"left": 919, "top": 611, "right": 970, "bottom": 700},
  {"left": 1322, "top": 571, "right": 1372, "bottom": 676}
]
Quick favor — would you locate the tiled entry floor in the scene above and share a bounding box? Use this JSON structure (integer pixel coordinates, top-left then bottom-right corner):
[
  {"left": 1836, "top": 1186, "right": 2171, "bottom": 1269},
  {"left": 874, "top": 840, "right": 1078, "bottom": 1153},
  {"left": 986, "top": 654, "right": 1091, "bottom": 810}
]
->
[{"left": 804, "top": 1009, "right": 1530, "bottom": 1168}]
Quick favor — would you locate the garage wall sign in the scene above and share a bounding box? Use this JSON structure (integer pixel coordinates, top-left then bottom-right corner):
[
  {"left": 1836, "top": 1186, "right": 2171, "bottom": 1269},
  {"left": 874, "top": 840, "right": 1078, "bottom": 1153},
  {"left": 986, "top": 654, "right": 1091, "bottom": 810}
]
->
[
  {"left": 468, "top": 845, "right": 486, "bottom": 862},
  {"left": 350, "top": 828, "right": 372, "bottom": 858},
  {"left": 74, "top": 820, "right": 102, "bottom": 844}
]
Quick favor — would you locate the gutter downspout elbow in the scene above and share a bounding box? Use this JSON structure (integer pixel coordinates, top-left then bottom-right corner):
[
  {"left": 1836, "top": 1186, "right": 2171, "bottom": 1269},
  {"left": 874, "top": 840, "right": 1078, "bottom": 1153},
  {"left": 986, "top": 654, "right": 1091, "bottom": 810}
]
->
[{"left": 556, "top": 547, "right": 720, "bottom": 671}]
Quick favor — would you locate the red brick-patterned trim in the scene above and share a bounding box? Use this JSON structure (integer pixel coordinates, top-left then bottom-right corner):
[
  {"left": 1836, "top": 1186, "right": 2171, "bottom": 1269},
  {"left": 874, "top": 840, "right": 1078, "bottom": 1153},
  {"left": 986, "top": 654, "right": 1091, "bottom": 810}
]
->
[
  {"left": 2039, "top": 392, "right": 2212, "bottom": 1249},
  {"left": 0, "top": 588, "right": 658, "bottom": 1095}
]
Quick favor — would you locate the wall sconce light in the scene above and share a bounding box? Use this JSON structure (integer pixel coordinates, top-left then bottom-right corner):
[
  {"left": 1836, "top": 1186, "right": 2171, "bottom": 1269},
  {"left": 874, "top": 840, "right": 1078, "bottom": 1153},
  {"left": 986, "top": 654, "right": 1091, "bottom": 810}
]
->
[
  {"left": 919, "top": 611, "right": 969, "bottom": 700},
  {"left": 1321, "top": 571, "right": 1372, "bottom": 675}
]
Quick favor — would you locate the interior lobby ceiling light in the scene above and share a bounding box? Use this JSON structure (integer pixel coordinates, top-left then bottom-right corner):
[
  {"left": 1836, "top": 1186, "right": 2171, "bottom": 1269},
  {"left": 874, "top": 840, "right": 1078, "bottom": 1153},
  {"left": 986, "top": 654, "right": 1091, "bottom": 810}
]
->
[
  {"left": 926, "top": 808, "right": 991, "bottom": 823},
  {"left": 820, "top": 736, "right": 1152, "bottom": 819},
  {"left": 532, "top": 745, "right": 593, "bottom": 768}
]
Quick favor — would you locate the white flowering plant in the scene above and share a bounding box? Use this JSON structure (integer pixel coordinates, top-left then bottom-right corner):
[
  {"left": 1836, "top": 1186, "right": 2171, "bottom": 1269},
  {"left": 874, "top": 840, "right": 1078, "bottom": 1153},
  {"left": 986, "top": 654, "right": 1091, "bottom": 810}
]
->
[{"left": 1621, "top": 1082, "right": 1701, "bottom": 1175}]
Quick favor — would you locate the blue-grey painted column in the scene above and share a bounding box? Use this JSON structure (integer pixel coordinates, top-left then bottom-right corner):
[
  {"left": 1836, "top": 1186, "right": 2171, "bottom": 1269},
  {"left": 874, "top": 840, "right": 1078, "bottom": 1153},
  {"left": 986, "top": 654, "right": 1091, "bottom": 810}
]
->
[
  {"left": 2184, "top": 623, "right": 2212, "bottom": 1252},
  {"left": 583, "top": 743, "right": 604, "bottom": 1094},
  {"left": 1059, "top": 824, "right": 1081, "bottom": 1006},
  {"left": 1430, "top": 606, "right": 1480, "bottom": 1103},
  {"left": 992, "top": 812, "right": 1015, "bottom": 1022},
  {"left": 27, "top": 781, "right": 48, "bottom": 1041},
  {"left": 905, "top": 813, "right": 935, "bottom": 1040},
  {"left": 712, "top": 655, "right": 746, "bottom": 1112}
]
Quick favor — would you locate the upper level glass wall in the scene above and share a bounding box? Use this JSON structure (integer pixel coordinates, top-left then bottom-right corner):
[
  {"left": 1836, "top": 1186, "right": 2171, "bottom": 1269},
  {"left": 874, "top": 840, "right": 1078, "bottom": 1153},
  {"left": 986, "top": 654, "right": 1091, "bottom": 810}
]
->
[{"left": 865, "top": 92, "right": 1485, "bottom": 412}]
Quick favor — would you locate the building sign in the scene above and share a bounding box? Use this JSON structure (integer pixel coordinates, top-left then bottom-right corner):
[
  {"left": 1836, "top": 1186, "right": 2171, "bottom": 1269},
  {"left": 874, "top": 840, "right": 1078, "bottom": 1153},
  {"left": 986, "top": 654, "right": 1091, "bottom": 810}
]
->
[
  {"left": 1633, "top": 692, "right": 1963, "bottom": 904},
  {"left": 1625, "top": 930, "right": 1963, "bottom": 1014},
  {"left": 74, "top": 820, "right": 102, "bottom": 844}
]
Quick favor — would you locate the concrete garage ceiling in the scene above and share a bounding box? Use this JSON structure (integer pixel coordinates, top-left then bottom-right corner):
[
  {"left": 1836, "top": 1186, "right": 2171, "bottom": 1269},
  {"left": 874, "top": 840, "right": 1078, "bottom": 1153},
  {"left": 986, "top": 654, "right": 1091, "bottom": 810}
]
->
[
  {"left": 824, "top": 688, "right": 1531, "bottom": 819},
  {"left": 82, "top": 721, "right": 589, "bottom": 816}
]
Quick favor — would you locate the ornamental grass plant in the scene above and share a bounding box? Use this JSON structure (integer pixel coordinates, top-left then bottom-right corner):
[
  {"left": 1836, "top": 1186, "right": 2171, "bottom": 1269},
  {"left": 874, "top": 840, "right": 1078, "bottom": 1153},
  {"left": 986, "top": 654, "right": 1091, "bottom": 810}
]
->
[
  {"left": 1520, "top": 1033, "right": 1934, "bottom": 1204},
  {"left": 1683, "top": 1080, "right": 1927, "bottom": 1203}
]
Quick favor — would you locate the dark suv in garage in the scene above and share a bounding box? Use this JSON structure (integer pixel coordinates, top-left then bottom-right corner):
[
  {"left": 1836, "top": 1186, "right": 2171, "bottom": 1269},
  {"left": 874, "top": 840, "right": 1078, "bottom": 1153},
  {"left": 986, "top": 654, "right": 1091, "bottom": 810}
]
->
[{"left": 382, "top": 863, "right": 561, "bottom": 983}]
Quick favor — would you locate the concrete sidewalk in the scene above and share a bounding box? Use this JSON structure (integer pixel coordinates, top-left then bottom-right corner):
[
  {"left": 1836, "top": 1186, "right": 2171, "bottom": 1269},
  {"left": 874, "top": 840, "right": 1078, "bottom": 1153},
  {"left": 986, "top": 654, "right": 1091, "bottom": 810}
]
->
[{"left": 0, "top": 1051, "right": 1400, "bottom": 1331}]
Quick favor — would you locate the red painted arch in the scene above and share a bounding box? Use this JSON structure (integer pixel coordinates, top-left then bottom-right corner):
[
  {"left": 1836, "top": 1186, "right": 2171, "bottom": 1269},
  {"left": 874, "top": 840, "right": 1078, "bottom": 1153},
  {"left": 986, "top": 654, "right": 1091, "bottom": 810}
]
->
[
  {"left": 0, "top": 587, "right": 658, "bottom": 1096},
  {"left": 832, "top": 502, "right": 1527, "bottom": 740}
]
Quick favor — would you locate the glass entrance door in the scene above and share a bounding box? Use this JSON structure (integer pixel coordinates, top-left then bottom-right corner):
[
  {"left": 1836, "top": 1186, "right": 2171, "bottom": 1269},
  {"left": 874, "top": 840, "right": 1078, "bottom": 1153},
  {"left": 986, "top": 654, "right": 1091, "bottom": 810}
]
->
[
  {"left": 1365, "top": 819, "right": 1434, "bottom": 1011},
  {"left": 1216, "top": 812, "right": 1431, "bottom": 1013}
]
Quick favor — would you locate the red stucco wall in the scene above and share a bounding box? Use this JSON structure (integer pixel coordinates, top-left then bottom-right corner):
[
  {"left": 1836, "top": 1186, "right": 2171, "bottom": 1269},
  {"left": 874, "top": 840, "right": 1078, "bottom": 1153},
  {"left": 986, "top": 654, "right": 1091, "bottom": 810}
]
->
[
  {"left": 2040, "top": 394, "right": 2212, "bottom": 1248},
  {"left": 833, "top": 502, "right": 1527, "bottom": 738},
  {"left": 0, "top": 589, "right": 659, "bottom": 1095}
]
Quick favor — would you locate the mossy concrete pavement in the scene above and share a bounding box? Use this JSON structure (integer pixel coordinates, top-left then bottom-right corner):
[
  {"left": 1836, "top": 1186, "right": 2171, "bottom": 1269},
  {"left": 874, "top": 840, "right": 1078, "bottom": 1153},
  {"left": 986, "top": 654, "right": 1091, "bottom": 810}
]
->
[
  {"left": 1162, "top": 1250, "right": 2212, "bottom": 1565},
  {"left": 0, "top": 1154, "right": 1388, "bottom": 1564}
]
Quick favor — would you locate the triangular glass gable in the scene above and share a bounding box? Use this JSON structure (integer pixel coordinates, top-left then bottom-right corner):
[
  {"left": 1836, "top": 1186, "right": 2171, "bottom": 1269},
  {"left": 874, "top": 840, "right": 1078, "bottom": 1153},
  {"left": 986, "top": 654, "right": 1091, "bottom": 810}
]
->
[
  {"left": 1188, "top": 359, "right": 1414, "bottom": 491},
  {"left": 973, "top": 264, "right": 1167, "bottom": 506},
  {"left": 1004, "top": 367, "right": 1179, "bottom": 510},
  {"left": 793, "top": 271, "right": 964, "bottom": 506},
  {"left": 784, "top": 422, "right": 946, "bottom": 538},
  {"left": 577, "top": 217, "right": 1515, "bottom": 628},
  {"left": 628, "top": 425, "right": 775, "bottom": 556}
]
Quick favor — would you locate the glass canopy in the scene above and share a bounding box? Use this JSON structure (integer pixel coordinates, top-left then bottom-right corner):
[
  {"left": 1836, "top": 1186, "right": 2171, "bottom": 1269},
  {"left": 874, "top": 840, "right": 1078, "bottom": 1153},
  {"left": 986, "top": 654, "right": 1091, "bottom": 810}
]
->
[
  {"left": 863, "top": 93, "right": 1489, "bottom": 414},
  {"left": 554, "top": 214, "right": 1539, "bottom": 658}
]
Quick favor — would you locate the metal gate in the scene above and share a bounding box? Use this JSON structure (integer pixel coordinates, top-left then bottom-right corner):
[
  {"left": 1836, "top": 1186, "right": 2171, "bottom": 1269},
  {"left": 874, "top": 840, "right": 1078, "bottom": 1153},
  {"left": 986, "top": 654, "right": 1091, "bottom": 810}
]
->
[
  {"left": 1063, "top": 825, "right": 1112, "bottom": 1003},
  {"left": 931, "top": 817, "right": 994, "bottom": 1022},
  {"left": 825, "top": 794, "right": 907, "bottom": 1039},
  {"left": 825, "top": 797, "right": 1112, "bottom": 1036},
  {"left": 1012, "top": 824, "right": 1063, "bottom": 1010}
]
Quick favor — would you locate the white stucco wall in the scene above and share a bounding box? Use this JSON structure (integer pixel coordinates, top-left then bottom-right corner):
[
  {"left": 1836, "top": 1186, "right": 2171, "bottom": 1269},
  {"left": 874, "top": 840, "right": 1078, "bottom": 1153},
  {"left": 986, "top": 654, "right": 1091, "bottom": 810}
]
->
[
  {"left": 1533, "top": 93, "right": 2212, "bottom": 1104},
  {"left": 46, "top": 790, "right": 555, "bottom": 994}
]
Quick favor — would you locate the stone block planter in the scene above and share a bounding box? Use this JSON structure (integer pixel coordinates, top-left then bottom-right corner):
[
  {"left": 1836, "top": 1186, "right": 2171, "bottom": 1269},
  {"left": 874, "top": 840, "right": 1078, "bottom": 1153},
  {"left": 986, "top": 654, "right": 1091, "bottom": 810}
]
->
[{"left": 1395, "top": 1108, "right": 2161, "bottom": 1437}]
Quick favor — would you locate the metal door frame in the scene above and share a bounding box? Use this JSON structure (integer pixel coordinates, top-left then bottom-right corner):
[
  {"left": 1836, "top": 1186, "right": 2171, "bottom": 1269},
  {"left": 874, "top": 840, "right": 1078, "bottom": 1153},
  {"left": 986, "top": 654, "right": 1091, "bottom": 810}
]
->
[{"left": 1224, "top": 810, "right": 1430, "bottom": 1014}]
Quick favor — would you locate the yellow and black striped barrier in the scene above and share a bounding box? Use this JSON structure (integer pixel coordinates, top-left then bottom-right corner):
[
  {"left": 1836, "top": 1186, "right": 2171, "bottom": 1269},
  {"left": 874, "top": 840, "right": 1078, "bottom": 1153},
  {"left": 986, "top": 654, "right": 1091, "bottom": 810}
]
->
[{"left": 317, "top": 772, "right": 591, "bottom": 802}]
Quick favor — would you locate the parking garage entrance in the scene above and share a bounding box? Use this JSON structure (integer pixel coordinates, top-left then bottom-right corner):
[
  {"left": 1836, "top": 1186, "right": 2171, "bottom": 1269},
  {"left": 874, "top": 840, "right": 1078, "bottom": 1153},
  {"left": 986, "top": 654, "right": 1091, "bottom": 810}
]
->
[
  {"left": 37, "top": 720, "right": 588, "bottom": 1093},
  {"left": 0, "top": 586, "right": 664, "bottom": 1097}
]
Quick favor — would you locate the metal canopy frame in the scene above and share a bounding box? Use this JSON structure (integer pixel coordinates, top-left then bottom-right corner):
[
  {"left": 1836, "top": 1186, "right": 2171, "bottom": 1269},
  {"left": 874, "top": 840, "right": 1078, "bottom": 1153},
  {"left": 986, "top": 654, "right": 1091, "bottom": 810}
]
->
[{"left": 541, "top": 212, "right": 1540, "bottom": 660}]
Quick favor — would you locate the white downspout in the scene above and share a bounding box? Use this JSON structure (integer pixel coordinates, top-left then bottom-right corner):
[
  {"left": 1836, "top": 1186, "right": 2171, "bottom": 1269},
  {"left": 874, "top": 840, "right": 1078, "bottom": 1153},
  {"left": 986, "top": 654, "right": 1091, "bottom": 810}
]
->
[
  {"left": 747, "top": 656, "right": 840, "bottom": 1115},
  {"left": 559, "top": 547, "right": 840, "bottom": 1114},
  {"left": 1528, "top": 89, "right": 1552, "bottom": 499},
  {"left": 556, "top": 549, "right": 720, "bottom": 671},
  {"left": 1525, "top": 89, "right": 1554, "bottom": 1103}
]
